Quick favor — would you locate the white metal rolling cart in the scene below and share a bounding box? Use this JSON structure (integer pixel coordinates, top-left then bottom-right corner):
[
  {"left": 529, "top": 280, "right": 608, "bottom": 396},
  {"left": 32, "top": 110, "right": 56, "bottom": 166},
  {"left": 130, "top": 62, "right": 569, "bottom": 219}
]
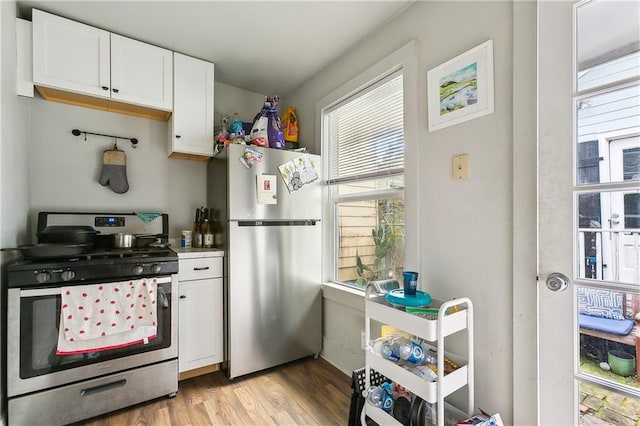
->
[{"left": 360, "top": 288, "right": 474, "bottom": 426}]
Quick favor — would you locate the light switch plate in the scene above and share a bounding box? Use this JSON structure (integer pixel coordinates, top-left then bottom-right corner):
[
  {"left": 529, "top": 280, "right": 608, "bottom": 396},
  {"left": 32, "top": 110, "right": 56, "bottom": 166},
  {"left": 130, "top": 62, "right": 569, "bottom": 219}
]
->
[{"left": 453, "top": 154, "right": 469, "bottom": 180}]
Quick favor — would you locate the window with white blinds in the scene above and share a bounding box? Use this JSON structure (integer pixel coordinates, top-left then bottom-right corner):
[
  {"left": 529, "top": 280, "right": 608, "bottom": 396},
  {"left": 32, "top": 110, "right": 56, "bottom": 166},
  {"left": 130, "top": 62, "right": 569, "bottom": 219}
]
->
[
  {"left": 326, "top": 72, "right": 404, "bottom": 184},
  {"left": 322, "top": 68, "right": 406, "bottom": 288}
]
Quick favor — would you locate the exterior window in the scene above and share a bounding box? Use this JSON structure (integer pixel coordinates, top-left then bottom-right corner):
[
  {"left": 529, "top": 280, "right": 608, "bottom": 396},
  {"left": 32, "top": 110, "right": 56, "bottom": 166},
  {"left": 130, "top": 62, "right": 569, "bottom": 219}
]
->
[{"left": 324, "top": 72, "right": 405, "bottom": 289}]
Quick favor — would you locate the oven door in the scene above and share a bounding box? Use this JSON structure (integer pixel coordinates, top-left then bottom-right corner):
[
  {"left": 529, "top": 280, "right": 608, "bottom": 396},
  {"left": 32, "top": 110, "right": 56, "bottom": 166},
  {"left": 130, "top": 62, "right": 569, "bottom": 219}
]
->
[{"left": 7, "top": 275, "right": 178, "bottom": 397}]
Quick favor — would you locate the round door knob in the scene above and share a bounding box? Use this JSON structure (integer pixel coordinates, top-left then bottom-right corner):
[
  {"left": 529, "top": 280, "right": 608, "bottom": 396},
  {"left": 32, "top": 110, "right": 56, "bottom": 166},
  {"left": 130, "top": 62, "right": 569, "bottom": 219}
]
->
[
  {"left": 545, "top": 272, "right": 570, "bottom": 292},
  {"left": 132, "top": 265, "right": 144, "bottom": 275},
  {"left": 150, "top": 264, "right": 162, "bottom": 274},
  {"left": 35, "top": 271, "right": 51, "bottom": 283},
  {"left": 61, "top": 270, "right": 76, "bottom": 281}
]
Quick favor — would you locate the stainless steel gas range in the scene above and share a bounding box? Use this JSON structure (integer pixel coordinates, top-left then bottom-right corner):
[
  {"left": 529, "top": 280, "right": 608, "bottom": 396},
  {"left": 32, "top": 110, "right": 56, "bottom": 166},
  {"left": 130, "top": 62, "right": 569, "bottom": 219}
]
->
[{"left": 5, "top": 212, "right": 179, "bottom": 426}]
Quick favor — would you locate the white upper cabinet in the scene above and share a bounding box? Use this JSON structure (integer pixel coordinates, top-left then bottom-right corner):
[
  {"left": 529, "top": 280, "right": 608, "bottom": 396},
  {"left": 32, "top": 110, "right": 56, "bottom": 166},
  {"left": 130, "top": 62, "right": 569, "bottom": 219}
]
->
[
  {"left": 110, "top": 33, "right": 173, "bottom": 110},
  {"left": 32, "top": 9, "right": 173, "bottom": 117},
  {"left": 33, "top": 9, "right": 110, "bottom": 98},
  {"left": 169, "top": 53, "right": 215, "bottom": 159}
]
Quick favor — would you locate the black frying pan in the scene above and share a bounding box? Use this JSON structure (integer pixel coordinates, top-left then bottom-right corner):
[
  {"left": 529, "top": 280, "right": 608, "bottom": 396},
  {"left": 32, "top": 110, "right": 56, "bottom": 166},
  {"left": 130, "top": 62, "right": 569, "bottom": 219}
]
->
[{"left": 18, "top": 243, "right": 91, "bottom": 259}]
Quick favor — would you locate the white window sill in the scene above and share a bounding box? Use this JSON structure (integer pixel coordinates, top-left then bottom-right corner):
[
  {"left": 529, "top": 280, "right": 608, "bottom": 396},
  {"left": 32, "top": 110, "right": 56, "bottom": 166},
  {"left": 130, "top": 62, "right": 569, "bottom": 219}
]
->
[{"left": 321, "top": 282, "right": 365, "bottom": 311}]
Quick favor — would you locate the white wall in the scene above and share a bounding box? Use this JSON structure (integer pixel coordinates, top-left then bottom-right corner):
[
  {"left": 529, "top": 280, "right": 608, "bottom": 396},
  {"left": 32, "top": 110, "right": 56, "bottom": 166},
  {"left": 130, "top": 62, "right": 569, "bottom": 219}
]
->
[{"left": 287, "top": 1, "right": 515, "bottom": 421}]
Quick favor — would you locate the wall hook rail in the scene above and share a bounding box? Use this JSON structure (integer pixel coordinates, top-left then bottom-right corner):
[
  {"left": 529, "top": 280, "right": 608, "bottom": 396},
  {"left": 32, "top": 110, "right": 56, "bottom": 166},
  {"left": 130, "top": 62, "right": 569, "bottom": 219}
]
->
[{"left": 72, "top": 129, "right": 139, "bottom": 148}]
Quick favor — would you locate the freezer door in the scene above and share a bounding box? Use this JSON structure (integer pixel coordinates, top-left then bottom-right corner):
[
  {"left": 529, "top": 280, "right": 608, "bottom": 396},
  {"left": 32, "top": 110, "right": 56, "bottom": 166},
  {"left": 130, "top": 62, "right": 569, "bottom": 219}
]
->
[
  {"left": 226, "top": 144, "right": 321, "bottom": 221},
  {"left": 227, "top": 220, "right": 322, "bottom": 379}
]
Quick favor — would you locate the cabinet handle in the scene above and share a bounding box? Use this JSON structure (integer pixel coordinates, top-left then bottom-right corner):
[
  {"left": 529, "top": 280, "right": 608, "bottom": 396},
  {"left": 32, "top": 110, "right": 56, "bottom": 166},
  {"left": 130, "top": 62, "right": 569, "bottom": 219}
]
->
[
  {"left": 175, "top": 135, "right": 181, "bottom": 139},
  {"left": 193, "top": 266, "right": 210, "bottom": 271},
  {"left": 112, "top": 88, "right": 119, "bottom": 93},
  {"left": 101, "top": 86, "right": 109, "bottom": 91},
  {"left": 179, "top": 295, "right": 187, "bottom": 299}
]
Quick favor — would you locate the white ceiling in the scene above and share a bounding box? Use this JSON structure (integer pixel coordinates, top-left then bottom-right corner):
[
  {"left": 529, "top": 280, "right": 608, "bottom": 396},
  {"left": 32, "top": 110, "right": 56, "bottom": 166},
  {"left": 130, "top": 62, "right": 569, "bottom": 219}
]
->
[{"left": 17, "top": 0, "right": 414, "bottom": 96}]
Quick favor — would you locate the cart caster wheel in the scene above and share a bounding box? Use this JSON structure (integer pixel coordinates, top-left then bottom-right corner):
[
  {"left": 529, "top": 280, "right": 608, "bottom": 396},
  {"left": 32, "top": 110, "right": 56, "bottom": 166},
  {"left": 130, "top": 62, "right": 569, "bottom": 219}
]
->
[
  {"left": 313, "top": 353, "right": 319, "bottom": 359},
  {"left": 168, "top": 392, "right": 177, "bottom": 398}
]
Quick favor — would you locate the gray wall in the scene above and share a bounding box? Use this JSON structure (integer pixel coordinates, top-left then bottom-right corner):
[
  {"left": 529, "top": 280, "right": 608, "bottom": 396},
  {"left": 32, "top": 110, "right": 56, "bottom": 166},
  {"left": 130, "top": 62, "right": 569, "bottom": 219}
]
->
[
  {"left": 286, "top": 1, "right": 515, "bottom": 421},
  {"left": 1, "top": 1, "right": 31, "bottom": 249},
  {"left": 29, "top": 98, "right": 206, "bottom": 239},
  {"left": 1, "top": 2, "right": 31, "bottom": 422},
  {"left": 6, "top": 80, "right": 264, "bottom": 243}
]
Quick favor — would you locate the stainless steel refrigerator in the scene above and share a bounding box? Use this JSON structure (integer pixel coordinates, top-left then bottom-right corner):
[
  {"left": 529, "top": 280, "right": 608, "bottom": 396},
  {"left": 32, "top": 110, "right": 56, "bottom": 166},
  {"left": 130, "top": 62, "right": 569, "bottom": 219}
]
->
[{"left": 207, "top": 143, "right": 322, "bottom": 379}]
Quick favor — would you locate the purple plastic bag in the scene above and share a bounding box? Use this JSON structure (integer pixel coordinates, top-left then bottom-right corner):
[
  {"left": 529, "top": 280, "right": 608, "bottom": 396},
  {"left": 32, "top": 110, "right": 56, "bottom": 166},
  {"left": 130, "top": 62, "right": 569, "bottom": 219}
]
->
[{"left": 250, "top": 96, "right": 285, "bottom": 149}]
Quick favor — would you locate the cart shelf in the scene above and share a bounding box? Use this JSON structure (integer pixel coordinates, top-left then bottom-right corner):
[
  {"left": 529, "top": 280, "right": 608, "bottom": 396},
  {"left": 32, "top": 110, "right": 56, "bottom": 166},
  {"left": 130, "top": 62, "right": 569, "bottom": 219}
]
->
[{"left": 361, "top": 292, "right": 474, "bottom": 426}]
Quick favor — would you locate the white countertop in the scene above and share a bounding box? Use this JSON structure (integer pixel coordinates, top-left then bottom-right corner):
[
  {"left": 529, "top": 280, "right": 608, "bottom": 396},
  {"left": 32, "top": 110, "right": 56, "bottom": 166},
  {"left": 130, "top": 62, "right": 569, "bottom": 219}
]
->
[{"left": 171, "top": 247, "right": 224, "bottom": 258}]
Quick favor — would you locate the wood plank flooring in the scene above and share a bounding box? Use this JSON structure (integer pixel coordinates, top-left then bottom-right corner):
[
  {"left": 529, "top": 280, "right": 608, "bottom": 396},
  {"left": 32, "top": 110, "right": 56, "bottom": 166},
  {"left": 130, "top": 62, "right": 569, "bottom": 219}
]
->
[{"left": 78, "top": 357, "right": 353, "bottom": 426}]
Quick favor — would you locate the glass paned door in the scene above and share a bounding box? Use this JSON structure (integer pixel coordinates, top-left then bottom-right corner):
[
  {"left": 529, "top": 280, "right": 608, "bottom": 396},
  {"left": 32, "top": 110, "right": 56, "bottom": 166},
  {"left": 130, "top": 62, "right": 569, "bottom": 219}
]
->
[
  {"left": 539, "top": 0, "right": 640, "bottom": 423},
  {"left": 574, "top": 0, "right": 640, "bottom": 424}
]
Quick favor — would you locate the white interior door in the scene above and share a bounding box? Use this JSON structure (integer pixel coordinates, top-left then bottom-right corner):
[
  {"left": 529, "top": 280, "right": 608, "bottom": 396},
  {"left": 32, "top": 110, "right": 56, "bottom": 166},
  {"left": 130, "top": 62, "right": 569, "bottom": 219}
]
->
[{"left": 539, "top": 1, "right": 640, "bottom": 424}]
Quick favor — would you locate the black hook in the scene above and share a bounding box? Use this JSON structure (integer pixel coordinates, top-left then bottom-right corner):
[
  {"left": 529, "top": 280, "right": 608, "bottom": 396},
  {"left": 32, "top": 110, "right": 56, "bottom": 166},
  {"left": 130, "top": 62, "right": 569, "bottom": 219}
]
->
[{"left": 72, "top": 129, "right": 139, "bottom": 148}]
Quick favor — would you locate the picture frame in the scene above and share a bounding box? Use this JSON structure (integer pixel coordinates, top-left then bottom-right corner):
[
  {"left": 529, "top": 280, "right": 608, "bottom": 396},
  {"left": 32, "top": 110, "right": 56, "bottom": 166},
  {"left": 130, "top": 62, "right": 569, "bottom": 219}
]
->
[{"left": 427, "top": 40, "right": 494, "bottom": 132}]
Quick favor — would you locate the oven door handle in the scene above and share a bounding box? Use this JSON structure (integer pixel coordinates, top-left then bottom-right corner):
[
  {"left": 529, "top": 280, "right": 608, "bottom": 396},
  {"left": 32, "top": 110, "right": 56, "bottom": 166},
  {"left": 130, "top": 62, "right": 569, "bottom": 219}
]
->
[{"left": 20, "top": 276, "right": 174, "bottom": 297}]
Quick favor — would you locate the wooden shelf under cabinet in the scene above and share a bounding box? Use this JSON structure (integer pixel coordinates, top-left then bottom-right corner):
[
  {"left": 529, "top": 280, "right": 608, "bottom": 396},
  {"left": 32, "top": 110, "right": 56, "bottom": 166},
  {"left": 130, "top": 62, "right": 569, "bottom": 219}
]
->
[{"left": 36, "top": 85, "right": 172, "bottom": 122}]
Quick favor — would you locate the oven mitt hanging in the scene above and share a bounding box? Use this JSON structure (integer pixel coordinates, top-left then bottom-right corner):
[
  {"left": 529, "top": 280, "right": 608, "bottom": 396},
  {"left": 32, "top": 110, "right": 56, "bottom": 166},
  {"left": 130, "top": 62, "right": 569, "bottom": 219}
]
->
[{"left": 99, "top": 149, "right": 129, "bottom": 194}]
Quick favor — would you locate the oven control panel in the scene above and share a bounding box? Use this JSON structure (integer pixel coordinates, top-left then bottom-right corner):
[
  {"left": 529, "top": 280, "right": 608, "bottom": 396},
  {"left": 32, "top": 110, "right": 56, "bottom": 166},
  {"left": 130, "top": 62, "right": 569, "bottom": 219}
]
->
[
  {"left": 95, "top": 216, "right": 126, "bottom": 227},
  {"left": 7, "top": 258, "right": 179, "bottom": 287}
]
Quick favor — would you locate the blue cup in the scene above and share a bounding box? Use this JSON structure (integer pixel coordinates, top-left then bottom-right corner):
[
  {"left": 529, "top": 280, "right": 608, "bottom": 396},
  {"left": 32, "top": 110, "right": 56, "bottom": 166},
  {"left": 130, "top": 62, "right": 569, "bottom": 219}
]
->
[{"left": 402, "top": 271, "right": 418, "bottom": 295}]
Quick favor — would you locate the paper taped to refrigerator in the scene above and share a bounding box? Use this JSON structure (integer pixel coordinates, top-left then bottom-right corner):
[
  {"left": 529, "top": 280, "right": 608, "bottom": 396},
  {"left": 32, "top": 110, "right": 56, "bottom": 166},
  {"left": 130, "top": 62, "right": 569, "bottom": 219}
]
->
[
  {"left": 256, "top": 174, "right": 277, "bottom": 204},
  {"left": 278, "top": 155, "right": 319, "bottom": 193}
]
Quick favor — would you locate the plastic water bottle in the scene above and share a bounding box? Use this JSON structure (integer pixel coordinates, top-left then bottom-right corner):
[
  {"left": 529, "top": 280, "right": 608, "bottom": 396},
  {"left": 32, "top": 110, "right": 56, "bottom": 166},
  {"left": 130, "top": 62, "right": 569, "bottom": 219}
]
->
[
  {"left": 380, "top": 339, "right": 401, "bottom": 362},
  {"left": 392, "top": 337, "right": 425, "bottom": 364},
  {"left": 365, "top": 383, "right": 394, "bottom": 412},
  {"left": 370, "top": 337, "right": 400, "bottom": 362},
  {"left": 406, "top": 364, "right": 438, "bottom": 381}
]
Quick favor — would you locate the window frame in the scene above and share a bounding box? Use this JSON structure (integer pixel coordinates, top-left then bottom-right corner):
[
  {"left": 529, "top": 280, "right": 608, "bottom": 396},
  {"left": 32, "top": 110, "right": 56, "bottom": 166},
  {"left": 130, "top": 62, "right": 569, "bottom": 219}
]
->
[{"left": 315, "top": 40, "right": 419, "bottom": 289}]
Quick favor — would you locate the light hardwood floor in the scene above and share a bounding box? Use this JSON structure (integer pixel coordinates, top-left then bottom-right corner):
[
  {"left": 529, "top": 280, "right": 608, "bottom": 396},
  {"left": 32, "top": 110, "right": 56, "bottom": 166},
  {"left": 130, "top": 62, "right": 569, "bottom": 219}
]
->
[{"left": 78, "top": 357, "right": 353, "bottom": 426}]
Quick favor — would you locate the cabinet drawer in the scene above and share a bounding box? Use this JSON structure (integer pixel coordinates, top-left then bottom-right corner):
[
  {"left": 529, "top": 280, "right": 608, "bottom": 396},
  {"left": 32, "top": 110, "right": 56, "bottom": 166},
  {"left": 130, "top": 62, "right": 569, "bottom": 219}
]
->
[{"left": 178, "top": 257, "right": 222, "bottom": 281}]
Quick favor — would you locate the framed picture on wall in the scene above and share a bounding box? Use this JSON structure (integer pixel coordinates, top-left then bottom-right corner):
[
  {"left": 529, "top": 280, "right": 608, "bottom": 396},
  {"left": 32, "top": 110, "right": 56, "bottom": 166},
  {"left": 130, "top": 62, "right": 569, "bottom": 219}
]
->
[{"left": 427, "top": 40, "right": 494, "bottom": 132}]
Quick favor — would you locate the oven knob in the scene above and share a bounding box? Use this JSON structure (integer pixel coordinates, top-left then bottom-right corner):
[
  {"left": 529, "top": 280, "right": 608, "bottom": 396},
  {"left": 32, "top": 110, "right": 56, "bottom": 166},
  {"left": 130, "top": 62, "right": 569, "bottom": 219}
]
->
[
  {"left": 132, "top": 265, "right": 144, "bottom": 275},
  {"left": 35, "top": 271, "right": 51, "bottom": 283},
  {"left": 61, "top": 270, "right": 76, "bottom": 281},
  {"left": 150, "top": 264, "right": 162, "bottom": 274}
]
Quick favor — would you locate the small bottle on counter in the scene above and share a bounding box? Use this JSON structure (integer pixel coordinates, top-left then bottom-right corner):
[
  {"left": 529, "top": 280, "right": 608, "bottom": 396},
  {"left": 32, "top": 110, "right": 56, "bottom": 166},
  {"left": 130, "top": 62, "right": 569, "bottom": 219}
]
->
[
  {"left": 211, "top": 209, "right": 223, "bottom": 248},
  {"left": 203, "top": 208, "right": 213, "bottom": 248},
  {"left": 192, "top": 207, "right": 203, "bottom": 248}
]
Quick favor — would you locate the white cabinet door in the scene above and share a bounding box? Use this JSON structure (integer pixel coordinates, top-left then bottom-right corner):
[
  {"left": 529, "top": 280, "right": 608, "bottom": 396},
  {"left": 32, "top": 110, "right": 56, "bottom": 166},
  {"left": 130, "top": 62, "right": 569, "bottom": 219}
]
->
[
  {"left": 178, "top": 277, "right": 223, "bottom": 373},
  {"left": 110, "top": 33, "right": 173, "bottom": 110},
  {"left": 170, "top": 53, "right": 215, "bottom": 158},
  {"left": 32, "top": 9, "right": 110, "bottom": 98}
]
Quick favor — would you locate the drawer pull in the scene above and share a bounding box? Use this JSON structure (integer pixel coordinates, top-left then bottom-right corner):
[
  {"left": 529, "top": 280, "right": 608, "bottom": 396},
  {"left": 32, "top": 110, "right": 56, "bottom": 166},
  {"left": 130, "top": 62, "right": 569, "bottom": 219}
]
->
[
  {"left": 80, "top": 379, "right": 126, "bottom": 396},
  {"left": 193, "top": 266, "right": 210, "bottom": 271},
  {"left": 179, "top": 295, "right": 187, "bottom": 299}
]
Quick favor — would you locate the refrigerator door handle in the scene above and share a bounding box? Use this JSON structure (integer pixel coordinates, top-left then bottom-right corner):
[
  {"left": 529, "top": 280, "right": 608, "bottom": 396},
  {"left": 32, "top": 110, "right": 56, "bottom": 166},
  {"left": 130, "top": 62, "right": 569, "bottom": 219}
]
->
[{"left": 237, "top": 220, "right": 319, "bottom": 227}]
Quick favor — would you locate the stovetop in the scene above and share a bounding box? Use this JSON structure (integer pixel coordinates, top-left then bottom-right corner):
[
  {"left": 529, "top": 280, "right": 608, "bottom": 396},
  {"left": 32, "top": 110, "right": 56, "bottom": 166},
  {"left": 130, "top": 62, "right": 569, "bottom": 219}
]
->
[{"left": 7, "top": 247, "right": 178, "bottom": 288}]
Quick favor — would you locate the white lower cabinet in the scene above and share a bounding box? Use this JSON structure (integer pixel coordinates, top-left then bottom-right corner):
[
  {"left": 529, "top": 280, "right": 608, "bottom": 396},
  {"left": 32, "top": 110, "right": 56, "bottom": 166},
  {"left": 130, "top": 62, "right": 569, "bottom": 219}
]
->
[
  {"left": 362, "top": 293, "right": 474, "bottom": 425},
  {"left": 177, "top": 251, "right": 223, "bottom": 374}
]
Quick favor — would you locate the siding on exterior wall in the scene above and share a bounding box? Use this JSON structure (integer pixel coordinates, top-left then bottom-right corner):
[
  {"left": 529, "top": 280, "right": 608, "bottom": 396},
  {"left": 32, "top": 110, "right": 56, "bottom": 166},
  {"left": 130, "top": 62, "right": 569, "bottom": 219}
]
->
[{"left": 338, "top": 201, "right": 376, "bottom": 281}]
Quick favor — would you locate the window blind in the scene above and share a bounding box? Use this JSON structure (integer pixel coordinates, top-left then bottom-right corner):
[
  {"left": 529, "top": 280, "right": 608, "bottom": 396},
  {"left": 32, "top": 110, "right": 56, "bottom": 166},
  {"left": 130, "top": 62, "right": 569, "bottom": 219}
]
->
[{"left": 326, "top": 73, "right": 404, "bottom": 183}]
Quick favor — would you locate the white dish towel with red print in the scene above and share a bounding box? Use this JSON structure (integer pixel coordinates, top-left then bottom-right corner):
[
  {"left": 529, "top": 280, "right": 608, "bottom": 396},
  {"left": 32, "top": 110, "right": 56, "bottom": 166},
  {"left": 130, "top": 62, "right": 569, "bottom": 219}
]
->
[{"left": 56, "top": 278, "right": 158, "bottom": 355}]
